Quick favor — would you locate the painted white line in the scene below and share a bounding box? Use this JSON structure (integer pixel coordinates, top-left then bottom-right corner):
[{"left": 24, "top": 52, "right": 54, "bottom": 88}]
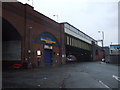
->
[
  {"left": 98, "top": 80, "right": 112, "bottom": 90},
  {"left": 112, "top": 75, "right": 120, "bottom": 82}
]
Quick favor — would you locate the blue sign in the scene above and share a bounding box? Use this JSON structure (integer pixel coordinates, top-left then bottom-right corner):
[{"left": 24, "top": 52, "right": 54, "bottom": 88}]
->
[
  {"left": 35, "top": 32, "right": 59, "bottom": 46},
  {"left": 110, "top": 45, "right": 120, "bottom": 50}
]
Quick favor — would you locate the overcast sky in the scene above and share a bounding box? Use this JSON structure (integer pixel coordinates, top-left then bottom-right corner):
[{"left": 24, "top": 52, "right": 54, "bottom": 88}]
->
[{"left": 17, "top": 0, "right": 119, "bottom": 47}]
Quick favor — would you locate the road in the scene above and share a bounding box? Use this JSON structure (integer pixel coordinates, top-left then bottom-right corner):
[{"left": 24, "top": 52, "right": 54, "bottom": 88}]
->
[{"left": 2, "top": 61, "right": 119, "bottom": 89}]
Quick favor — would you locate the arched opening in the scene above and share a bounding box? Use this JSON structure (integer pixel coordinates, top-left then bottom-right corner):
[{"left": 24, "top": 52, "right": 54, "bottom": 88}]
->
[
  {"left": 66, "top": 45, "right": 92, "bottom": 62},
  {"left": 2, "top": 18, "right": 22, "bottom": 69}
]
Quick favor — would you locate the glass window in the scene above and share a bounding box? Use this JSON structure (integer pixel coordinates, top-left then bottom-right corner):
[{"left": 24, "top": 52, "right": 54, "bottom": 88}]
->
[
  {"left": 67, "top": 36, "right": 69, "bottom": 45},
  {"left": 74, "top": 39, "right": 76, "bottom": 47}
]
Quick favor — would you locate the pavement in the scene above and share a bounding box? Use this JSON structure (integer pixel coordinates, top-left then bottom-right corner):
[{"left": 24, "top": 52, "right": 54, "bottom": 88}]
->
[{"left": 2, "top": 61, "right": 120, "bottom": 89}]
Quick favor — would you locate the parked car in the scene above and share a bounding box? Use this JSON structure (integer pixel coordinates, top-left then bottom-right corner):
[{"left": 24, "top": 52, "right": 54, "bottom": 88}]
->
[{"left": 66, "top": 55, "right": 76, "bottom": 62}]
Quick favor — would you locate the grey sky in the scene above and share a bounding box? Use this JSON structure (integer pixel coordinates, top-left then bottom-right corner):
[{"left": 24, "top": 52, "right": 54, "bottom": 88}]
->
[{"left": 18, "top": 0, "right": 118, "bottom": 46}]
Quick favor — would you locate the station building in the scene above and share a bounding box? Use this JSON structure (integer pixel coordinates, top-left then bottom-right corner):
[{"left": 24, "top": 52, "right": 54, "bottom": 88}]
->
[{"left": 2, "top": 2, "right": 104, "bottom": 69}]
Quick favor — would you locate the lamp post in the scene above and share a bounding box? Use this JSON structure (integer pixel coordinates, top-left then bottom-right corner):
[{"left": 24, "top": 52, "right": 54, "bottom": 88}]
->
[{"left": 98, "top": 31, "right": 104, "bottom": 47}]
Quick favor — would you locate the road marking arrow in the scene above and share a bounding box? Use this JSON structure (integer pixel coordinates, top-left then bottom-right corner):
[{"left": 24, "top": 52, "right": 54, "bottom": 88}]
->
[
  {"left": 112, "top": 75, "right": 120, "bottom": 82},
  {"left": 98, "top": 80, "right": 112, "bottom": 90}
]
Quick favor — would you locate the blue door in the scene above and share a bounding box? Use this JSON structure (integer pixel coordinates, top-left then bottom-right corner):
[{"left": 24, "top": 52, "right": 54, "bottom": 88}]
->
[{"left": 44, "top": 49, "right": 52, "bottom": 65}]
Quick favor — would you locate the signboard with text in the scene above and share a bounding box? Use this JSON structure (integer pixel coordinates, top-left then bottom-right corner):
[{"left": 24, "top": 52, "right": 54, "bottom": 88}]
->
[{"left": 35, "top": 32, "right": 59, "bottom": 46}]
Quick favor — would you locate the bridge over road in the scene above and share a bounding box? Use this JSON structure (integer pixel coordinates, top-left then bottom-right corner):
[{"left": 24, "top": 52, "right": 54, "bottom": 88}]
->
[{"left": 61, "top": 22, "right": 104, "bottom": 62}]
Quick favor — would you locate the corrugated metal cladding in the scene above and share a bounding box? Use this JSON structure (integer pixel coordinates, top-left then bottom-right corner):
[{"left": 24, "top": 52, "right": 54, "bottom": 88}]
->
[
  {"left": 65, "top": 28, "right": 92, "bottom": 44},
  {"left": 65, "top": 34, "right": 92, "bottom": 51},
  {"left": 64, "top": 23, "right": 96, "bottom": 45},
  {"left": 3, "top": 40, "right": 21, "bottom": 61}
]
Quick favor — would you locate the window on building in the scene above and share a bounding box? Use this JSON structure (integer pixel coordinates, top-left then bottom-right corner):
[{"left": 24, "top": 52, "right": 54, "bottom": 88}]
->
[{"left": 67, "top": 36, "right": 69, "bottom": 45}]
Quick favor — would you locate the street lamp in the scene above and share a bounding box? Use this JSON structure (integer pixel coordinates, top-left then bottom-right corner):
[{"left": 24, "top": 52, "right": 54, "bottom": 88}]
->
[{"left": 98, "top": 31, "right": 104, "bottom": 47}]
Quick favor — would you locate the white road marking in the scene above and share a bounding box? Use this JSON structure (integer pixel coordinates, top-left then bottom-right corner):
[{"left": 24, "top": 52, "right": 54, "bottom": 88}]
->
[
  {"left": 112, "top": 75, "right": 120, "bottom": 82},
  {"left": 98, "top": 80, "right": 112, "bottom": 90}
]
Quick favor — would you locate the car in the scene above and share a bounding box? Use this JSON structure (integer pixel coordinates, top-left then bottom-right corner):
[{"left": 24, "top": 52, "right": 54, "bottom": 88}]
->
[{"left": 66, "top": 55, "right": 76, "bottom": 62}]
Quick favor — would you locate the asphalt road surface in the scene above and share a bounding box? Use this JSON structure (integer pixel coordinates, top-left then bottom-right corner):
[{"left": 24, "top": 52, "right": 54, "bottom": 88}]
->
[{"left": 2, "top": 61, "right": 120, "bottom": 89}]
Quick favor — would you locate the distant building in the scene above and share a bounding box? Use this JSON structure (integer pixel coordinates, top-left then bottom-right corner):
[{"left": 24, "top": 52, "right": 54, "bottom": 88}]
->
[
  {"left": 109, "top": 45, "right": 120, "bottom": 64},
  {"left": 110, "top": 45, "right": 120, "bottom": 55}
]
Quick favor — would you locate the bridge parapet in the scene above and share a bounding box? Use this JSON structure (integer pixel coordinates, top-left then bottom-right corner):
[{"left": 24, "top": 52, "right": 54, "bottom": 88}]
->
[{"left": 63, "top": 22, "right": 97, "bottom": 45}]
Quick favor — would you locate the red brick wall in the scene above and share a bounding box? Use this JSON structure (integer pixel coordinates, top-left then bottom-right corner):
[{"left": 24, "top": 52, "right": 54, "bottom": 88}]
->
[{"left": 2, "top": 2, "right": 64, "bottom": 67}]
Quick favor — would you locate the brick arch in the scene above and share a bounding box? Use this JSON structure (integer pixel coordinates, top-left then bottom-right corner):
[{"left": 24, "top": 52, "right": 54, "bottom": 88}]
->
[
  {"left": 2, "top": 17, "right": 22, "bottom": 40},
  {"left": 2, "top": 17, "right": 22, "bottom": 69}
]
